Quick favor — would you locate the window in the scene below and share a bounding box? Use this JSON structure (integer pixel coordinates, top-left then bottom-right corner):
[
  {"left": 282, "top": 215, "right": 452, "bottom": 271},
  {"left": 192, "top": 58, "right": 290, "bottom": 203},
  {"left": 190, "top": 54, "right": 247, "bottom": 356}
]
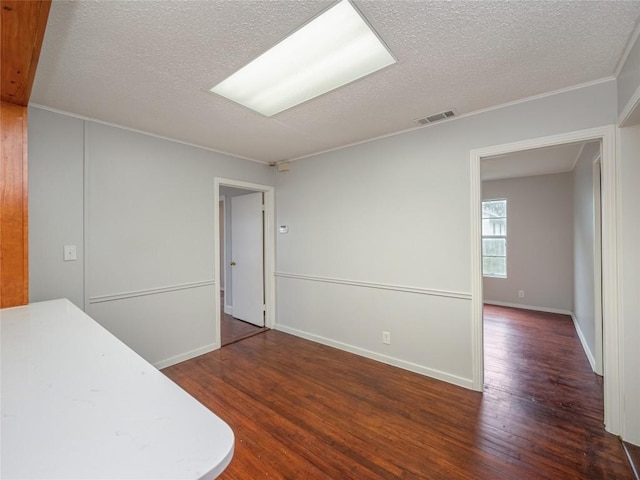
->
[{"left": 482, "top": 199, "right": 507, "bottom": 277}]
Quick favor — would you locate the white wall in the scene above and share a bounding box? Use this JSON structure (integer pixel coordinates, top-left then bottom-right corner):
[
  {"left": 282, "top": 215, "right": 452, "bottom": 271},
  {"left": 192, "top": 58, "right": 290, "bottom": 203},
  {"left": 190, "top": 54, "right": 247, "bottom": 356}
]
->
[
  {"left": 618, "top": 30, "right": 640, "bottom": 117},
  {"left": 274, "top": 79, "right": 617, "bottom": 388},
  {"left": 28, "top": 107, "right": 274, "bottom": 367},
  {"left": 572, "top": 142, "right": 600, "bottom": 368},
  {"left": 617, "top": 29, "right": 640, "bottom": 448},
  {"left": 29, "top": 109, "right": 85, "bottom": 308},
  {"left": 482, "top": 173, "right": 574, "bottom": 312},
  {"left": 28, "top": 75, "right": 639, "bottom": 443},
  {"left": 618, "top": 124, "right": 640, "bottom": 446}
]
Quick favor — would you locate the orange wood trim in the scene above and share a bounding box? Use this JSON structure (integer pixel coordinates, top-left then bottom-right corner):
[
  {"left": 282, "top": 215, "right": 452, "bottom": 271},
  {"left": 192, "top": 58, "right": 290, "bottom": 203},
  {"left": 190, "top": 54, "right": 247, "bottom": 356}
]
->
[
  {"left": 1, "top": 0, "right": 52, "bottom": 105},
  {"left": 0, "top": 101, "right": 29, "bottom": 307},
  {"left": 1, "top": 0, "right": 49, "bottom": 307}
]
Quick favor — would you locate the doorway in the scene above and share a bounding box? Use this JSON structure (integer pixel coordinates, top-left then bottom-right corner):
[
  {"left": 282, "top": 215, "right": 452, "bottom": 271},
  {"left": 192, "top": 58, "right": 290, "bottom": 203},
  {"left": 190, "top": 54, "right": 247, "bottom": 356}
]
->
[
  {"left": 480, "top": 141, "right": 603, "bottom": 368},
  {"left": 214, "top": 178, "right": 275, "bottom": 348},
  {"left": 470, "top": 126, "right": 622, "bottom": 436}
]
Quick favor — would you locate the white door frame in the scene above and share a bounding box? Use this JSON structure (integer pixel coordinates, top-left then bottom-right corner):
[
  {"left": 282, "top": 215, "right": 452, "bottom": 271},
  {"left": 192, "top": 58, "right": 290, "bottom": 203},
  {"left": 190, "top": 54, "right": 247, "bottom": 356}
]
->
[
  {"left": 214, "top": 178, "right": 275, "bottom": 348},
  {"left": 470, "top": 125, "right": 621, "bottom": 435},
  {"left": 592, "top": 154, "right": 603, "bottom": 376}
]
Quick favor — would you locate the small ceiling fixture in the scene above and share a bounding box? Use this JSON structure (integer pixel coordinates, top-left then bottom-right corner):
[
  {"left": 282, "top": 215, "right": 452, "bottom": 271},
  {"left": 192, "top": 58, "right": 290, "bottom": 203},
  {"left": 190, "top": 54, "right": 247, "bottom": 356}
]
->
[{"left": 210, "top": 0, "right": 396, "bottom": 117}]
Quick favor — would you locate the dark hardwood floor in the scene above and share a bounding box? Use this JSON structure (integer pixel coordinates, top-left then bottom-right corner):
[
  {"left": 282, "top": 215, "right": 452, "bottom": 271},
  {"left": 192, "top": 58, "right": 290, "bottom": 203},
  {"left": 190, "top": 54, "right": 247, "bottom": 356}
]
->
[
  {"left": 483, "top": 305, "right": 630, "bottom": 479},
  {"left": 220, "top": 291, "right": 268, "bottom": 346},
  {"left": 163, "top": 305, "right": 633, "bottom": 479},
  {"left": 623, "top": 441, "right": 640, "bottom": 479},
  {"left": 221, "top": 309, "right": 268, "bottom": 346}
]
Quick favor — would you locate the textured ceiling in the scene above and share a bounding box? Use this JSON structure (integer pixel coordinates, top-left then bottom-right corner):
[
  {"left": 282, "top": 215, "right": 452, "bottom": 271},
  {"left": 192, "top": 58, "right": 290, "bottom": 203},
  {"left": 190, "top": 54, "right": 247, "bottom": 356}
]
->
[
  {"left": 481, "top": 142, "right": 588, "bottom": 181},
  {"left": 31, "top": 1, "right": 640, "bottom": 164}
]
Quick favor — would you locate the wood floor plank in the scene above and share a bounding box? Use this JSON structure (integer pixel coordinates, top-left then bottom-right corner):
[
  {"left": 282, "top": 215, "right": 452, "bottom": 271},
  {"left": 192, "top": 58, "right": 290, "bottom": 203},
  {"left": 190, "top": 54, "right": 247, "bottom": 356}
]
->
[
  {"left": 623, "top": 441, "right": 640, "bottom": 479},
  {"left": 163, "top": 305, "right": 633, "bottom": 479},
  {"left": 220, "top": 311, "right": 268, "bottom": 346},
  {"left": 220, "top": 292, "right": 268, "bottom": 346}
]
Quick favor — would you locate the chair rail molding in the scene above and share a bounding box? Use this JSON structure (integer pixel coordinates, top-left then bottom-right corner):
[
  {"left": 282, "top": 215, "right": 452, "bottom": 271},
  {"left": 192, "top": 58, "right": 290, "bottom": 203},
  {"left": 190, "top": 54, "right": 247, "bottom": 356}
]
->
[{"left": 275, "top": 272, "right": 471, "bottom": 300}]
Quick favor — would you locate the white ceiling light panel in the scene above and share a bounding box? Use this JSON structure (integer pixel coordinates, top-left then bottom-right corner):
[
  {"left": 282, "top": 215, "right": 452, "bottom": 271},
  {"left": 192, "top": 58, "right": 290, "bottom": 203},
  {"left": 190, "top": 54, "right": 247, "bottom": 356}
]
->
[{"left": 210, "top": 0, "right": 396, "bottom": 117}]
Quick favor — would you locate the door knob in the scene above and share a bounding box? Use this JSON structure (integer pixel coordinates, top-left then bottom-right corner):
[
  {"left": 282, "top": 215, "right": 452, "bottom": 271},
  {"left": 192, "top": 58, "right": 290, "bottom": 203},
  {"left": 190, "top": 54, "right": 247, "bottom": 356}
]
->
[{"left": 230, "top": 261, "right": 236, "bottom": 266}]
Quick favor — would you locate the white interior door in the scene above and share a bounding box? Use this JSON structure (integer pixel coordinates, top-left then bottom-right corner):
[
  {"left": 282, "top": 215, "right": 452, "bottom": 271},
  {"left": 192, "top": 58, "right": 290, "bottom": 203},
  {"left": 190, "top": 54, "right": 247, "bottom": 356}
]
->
[{"left": 231, "top": 192, "right": 264, "bottom": 326}]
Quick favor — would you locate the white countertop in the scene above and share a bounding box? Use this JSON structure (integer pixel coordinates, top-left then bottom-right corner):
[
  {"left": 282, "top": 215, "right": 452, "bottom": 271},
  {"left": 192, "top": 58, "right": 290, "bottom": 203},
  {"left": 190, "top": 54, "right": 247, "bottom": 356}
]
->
[{"left": 1, "top": 299, "right": 234, "bottom": 479}]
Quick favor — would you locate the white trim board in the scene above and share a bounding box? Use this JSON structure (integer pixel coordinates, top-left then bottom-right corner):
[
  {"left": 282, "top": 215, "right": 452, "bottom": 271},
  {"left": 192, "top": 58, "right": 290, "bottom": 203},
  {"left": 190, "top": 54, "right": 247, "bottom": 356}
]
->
[
  {"left": 153, "top": 342, "right": 218, "bottom": 370},
  {"left": 483, "top": 301, "right": 571, "bottom": 316},
  {"left": 29, "top": 103, "right": 265, "bottom": 165},
  {"left": 89, "top": 280, "right": 215, "bottom": 304},
  {"left": 274, "top": 324, "right": 473, "bottom": 390},
  {"left": 32, "top": 79, "right": 615, "bottom": 167},
  {"left": 288, "top": 77, "right": 615, "bottom": 163},
  {"left": 592, "top": 154, "right": 604, "bottom": 376},
  {"left": 571, "top": 313, "right": 598, "bottom": 374},
  {"left": 470, "top": 125, "right": 622, "bottom": 436},
  {"left": 618, "top": 83, "right": 640, "bottom": 127},
  {"left": 275, "top": 272, "right": 471, "bottom": 300}
]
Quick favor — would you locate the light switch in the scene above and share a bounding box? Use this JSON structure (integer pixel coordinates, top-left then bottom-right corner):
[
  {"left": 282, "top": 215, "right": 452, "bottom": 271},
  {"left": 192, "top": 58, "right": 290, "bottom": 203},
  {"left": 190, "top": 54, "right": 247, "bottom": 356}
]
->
[
  {"left": 63, "top": 245, "right": 77, "bottom": 261},
  {"left": 279, "top": 225, "right": 289, "bottom": 234}
]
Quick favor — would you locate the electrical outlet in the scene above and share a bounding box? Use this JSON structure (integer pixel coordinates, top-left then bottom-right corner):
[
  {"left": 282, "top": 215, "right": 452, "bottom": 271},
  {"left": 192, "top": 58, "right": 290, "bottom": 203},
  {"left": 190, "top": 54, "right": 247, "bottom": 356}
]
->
[
  {"left": 63, "top": 245, "right": 77, "bottom": 262},
  {"left": 518, "top": 290, "right": 525, "bottom": 298},
  {"left": 382, "top": 331, "right": 391, "bottom": 345}
]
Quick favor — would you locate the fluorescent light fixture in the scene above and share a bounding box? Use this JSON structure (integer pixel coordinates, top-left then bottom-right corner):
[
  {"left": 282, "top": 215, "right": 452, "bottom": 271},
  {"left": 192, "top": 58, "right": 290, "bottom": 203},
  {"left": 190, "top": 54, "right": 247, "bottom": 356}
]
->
[{"left": 210, "top": 0, "right": 396, "bottom": 116}]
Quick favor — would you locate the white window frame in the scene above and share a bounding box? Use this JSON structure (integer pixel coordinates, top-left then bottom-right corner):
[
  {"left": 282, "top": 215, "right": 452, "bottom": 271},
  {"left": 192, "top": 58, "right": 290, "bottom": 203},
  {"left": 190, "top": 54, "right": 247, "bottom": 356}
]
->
[{"left": 481, "top": 198, "right": 507, "bottom": 278}]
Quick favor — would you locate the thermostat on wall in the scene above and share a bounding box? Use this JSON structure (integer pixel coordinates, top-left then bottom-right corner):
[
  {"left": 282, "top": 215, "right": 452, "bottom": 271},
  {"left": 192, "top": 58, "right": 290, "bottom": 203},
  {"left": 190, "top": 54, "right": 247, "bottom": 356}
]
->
[{"left": 279, "top": 225, "right": 289, "bottom": 234}]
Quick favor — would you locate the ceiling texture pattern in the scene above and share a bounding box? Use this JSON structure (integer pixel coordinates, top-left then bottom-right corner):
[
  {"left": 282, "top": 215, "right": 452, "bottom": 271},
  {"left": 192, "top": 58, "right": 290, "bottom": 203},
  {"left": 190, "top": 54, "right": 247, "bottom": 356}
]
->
[
  {"left": 31, "top": 0, "right": 640, "bottom": 164},
  {"left": 481, "top": 142, "right": 588, "bottom": 181}
]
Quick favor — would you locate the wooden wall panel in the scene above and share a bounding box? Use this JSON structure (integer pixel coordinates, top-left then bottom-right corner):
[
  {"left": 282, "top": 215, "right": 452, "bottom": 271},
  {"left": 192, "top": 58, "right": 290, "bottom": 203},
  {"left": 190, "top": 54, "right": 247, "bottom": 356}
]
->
[
  {"left": 0, "top": 101, "right": 28, "bottom": 307},
  {"left": 1, "top": 0, "right": 51, "bottom": 106},
  {"left": 1, "top": 0, "right": 50, "bottom": 307}
]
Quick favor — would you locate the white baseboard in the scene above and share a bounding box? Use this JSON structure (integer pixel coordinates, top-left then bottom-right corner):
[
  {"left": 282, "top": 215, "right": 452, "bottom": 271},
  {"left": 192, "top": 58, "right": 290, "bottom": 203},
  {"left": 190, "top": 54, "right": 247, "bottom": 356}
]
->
[
  {"left": 273, "top": 324, "right": 473, "bottom": 390},
  {"left": 483, "top": 300, "right": 572, "bottom": 316},
  {"left": 224, "top": 305, "right": 233, "bottom": 315},
  {"left": 571, "top": 313, "right": 597, "bottom": 373},
  {"left": 153, "top": 342, "right": 218, "bottom": 370}
]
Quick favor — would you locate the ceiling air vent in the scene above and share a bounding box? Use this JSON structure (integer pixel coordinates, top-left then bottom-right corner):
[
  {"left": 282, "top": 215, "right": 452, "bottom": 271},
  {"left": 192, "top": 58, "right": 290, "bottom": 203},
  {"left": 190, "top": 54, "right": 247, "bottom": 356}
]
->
[{"left": 415, "top": 109, "right": 456, "bottom": 126}]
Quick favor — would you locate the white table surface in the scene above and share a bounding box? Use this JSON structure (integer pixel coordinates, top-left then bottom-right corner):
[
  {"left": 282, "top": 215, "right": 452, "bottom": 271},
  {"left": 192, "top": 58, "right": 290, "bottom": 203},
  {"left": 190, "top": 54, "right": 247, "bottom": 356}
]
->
[{"left": 1, "top": 299, "right": 234, "bottom": 479}]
